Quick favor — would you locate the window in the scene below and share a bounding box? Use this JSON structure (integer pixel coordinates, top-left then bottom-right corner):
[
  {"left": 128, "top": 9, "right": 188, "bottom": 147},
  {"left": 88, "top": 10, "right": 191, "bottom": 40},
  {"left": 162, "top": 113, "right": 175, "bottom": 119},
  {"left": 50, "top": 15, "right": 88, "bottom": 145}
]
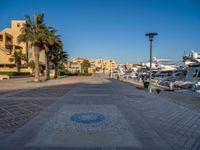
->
[
  {"left": 198, "top": 70, "right": 200, "bottom": 78},
  {"left": 6, "top": 36, "right": 12, "bottom": 45},
  {"left": 17, "top": 23, "right": 20, "bottom": 27},
  {"left": 0, "top": 35, "right": 3, "bottom": 41},
  {"left": 175, "top": 73, "right": 180, "bottom": 76},
  {"left": 193, "top": 69, "right": 198, "bottom": 77}
]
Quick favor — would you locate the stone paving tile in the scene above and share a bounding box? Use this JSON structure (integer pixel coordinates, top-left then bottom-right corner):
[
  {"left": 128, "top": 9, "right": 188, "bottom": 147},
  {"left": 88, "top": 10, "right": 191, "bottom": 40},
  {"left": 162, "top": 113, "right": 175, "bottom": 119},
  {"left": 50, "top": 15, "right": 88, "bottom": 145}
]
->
[
  {"left": 1, "top": 76, "right": 200, "bottom": 149},
  {"left": 123, "top": 90, "right": 200, "bottom": 150},
  {"left": 0, "top": 91, "right": 17, "bottom": 95},
  {"left": 0, "top": 99, "right": 58, "bottom": 133},
  {"left": 8, "top": 89, "right": 69, "bottom": 97},
  {"left": 0, "top": 108, "right": 12, "bottom": 119},
  {"left": 110, "top": 80, "right": 200, "bottom": 149},
  {"left": 8, "top": 85, "right": 75, "bottom": 97},
  {"left": 0, "top": 114, "right": 35, "bottom": 129}
]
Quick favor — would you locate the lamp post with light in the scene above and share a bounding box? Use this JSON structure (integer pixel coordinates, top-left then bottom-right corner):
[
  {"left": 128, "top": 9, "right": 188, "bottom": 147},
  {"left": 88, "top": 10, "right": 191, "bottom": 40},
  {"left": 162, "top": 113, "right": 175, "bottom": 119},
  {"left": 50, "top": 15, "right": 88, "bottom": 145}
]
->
[{"left": 145, "top": 32, "right": 158, "bottom": 93}]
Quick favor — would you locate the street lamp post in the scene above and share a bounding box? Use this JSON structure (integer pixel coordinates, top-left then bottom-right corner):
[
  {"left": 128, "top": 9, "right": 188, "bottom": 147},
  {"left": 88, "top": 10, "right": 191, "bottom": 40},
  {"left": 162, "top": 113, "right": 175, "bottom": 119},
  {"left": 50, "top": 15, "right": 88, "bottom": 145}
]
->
[{"left": 145, "top": 32, "right": 158, "bottom": 93}]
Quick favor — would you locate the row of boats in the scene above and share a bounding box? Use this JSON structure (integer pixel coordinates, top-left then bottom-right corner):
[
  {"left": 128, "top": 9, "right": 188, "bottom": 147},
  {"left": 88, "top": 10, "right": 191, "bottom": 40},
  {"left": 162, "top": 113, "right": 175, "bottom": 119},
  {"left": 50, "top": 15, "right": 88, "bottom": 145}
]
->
[{"left": 114, "top": 50, "right": 200, "bottom": 93}]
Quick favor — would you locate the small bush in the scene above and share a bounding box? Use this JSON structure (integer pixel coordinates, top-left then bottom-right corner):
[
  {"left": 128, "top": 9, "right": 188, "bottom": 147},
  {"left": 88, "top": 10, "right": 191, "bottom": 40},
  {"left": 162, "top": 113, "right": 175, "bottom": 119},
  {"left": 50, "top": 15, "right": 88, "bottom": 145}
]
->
[
  {"left": 58, "top": 71, "right": 92, "bottom": 77},
  {"left": 78, "top": 73, "right": 92, "bottom": 76},
  {"left": 0, "top": 72, "right": 30, "bottom": 76},
  {"left": 58, "top": 70, "right": 67, "bottom": 76},
  {"left": 66, "top": 72, "right": 79, "bottom": 76}
]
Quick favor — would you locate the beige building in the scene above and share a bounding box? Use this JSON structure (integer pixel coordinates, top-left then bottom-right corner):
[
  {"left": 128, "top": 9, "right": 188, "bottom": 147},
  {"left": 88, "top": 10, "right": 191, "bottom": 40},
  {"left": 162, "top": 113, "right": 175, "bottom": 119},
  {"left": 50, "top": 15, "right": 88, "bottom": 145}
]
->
[
  {"left": 66, "top": 62, "right": 82, "bottom": 73},
  {"left": 66, "top": 58, "right": 85, "bottom": 73},
  {"left": 94, "top": 59, "right": 117, "bottom": 74},
  {"left": 0, "top": 20, "right": 45, "bottom": 72},
  {"left": 66, "top": 57, "right": 117, "bottom": 74}
]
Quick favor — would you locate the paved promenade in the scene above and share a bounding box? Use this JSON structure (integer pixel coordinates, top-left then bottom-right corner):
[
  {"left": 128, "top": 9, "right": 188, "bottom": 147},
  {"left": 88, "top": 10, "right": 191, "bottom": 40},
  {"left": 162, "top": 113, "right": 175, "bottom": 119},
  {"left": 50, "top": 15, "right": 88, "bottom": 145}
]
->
[{"left": 0, "top": 74, "right": 200, "bottom": 150}]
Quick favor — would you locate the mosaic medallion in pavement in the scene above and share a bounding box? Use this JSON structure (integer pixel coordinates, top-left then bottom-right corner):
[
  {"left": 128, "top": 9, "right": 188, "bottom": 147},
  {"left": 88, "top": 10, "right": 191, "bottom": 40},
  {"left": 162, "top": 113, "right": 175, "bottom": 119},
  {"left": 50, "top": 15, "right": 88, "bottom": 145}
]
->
[{"left": 26, "top": 104, "right": 140, "bottom": 148}]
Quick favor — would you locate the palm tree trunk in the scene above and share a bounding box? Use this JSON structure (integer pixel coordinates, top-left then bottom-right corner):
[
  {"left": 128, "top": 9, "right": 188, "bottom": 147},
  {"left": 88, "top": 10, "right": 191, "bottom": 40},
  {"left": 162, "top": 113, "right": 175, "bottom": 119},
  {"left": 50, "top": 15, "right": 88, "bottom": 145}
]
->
[
  {"left": 45, "top": 51, "right": 50, "bottom": 80},
  {"left": 34, "top": 45, "right": 40, "bottom": 82},
  {"left": 16, "top": 63, "right": 20, "bottom": 72},
  {"left": 54, "top": 64, "right": 58, "bottom": 79}
]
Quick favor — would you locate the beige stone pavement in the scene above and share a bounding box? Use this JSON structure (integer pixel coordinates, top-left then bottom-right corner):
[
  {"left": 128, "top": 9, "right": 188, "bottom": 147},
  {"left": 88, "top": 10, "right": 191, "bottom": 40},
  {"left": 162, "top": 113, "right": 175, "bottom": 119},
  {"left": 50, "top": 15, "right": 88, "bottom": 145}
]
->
[
  {"left": 0, "top": 76, "right": 85, "bottom": 95},
  {"left": 0, "top": 76, "right": 86, "bottom": 136},
  {"left": 1, "top": 74, "right": 200, "bottom": 149},
  {"left": 1, "top": 75, "right": 200, "bottom": 149}
]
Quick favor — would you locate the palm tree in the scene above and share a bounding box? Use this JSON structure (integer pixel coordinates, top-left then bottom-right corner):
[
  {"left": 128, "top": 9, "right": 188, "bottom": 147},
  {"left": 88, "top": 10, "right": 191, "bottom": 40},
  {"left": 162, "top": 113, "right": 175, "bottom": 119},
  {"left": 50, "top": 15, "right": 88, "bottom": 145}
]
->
[
  {"left": 49, "top": 39, "right": 68, "bottom": 78},
  {"left": 9, "top": 50, "right": 27, "bottom": 72},
  {"left": 18, "top": 13, "right": 47, "bottom": 82},
  {"left": 42, "top": 27, "right": 59, "bottom": 80}
]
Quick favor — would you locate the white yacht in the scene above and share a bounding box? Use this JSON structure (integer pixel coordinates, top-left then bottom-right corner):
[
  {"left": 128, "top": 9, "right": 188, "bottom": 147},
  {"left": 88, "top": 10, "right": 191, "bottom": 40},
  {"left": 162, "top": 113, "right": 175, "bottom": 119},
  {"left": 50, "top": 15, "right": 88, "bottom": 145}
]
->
[
  {"left": 143, "top": 57, "right": 179, "bottom": 71},
  {"left": 183, "top": 50, "right": 200, "bottom": 66}
]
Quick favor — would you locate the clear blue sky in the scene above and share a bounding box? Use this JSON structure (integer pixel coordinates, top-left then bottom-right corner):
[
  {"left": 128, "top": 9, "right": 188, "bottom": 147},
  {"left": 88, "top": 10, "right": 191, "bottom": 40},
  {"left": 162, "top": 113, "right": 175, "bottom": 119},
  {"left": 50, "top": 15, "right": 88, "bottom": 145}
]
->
[{"left": 1, "top": 0, "right": 200, "bottom": 64}]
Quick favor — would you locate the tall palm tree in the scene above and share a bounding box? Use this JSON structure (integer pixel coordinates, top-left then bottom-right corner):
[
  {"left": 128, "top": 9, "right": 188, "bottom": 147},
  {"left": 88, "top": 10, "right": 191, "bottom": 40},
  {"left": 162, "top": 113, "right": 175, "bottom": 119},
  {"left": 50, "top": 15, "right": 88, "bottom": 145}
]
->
[
  {"left": 9, "top": 50, "right": 27, "bottom": 72},
  {"left": 42, "top": 27, "right": 59, "bottom": 80},
  {"left": 18, "top": 13, "right": 47, "bottom": 82},
  {"left": 49, "top": 39, "right": 68, "bottom": 79}
]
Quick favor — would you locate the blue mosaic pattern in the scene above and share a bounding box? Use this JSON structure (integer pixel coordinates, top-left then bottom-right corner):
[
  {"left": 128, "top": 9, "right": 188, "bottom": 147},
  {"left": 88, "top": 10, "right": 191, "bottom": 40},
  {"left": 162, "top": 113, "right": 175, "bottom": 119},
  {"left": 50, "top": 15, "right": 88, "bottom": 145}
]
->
[{"left": 70, "top": 112, "right": 105, "bottom": 124}]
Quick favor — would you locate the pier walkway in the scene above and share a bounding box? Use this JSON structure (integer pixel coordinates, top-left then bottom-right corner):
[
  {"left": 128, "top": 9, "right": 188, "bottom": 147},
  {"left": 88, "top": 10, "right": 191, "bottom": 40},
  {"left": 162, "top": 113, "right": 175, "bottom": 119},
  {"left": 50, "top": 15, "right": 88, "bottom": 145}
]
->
[{"left": 0, "top": 74, "right": 200, "bottom": 149}]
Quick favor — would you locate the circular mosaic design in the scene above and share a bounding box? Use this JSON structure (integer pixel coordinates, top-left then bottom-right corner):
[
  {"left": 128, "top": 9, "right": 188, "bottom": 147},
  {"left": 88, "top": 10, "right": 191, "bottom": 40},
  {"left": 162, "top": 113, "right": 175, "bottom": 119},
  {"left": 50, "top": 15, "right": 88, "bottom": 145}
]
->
[{"left": 70, "top": 112, "right": 105, "bottom": 124}]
